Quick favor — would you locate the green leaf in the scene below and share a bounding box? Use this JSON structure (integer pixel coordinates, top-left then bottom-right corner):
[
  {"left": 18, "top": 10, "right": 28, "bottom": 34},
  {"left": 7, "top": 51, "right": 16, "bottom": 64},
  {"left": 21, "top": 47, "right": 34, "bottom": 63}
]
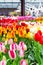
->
[
  {"left": 5, "top": 44, "right": 10, "bottom": 50},
  {"left": 12, "top": 55, "right": 21, "bottom": 65},
  {"left": 6, "top": 59, "right": 12, "bottom": 65},
  {"left": 4, "top": 52, "right": 9, "bottom": 59},
  {"left": 0, "top": 52, "right": 3, "bottom": 61},
  {"left": 0, "top": 36, "right": 2, "bottom": 42}
]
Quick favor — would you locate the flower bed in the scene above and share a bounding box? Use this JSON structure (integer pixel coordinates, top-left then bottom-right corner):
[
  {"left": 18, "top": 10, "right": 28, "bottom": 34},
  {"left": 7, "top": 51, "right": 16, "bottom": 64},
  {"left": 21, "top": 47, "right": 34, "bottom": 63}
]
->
[
  {"left": 18, "top": 16, "right": 35, "bottom": 21},
  {"left": 35, "top": 17, "right": 43, "bottom": 23},
  {"left": 0, "top": 17, "right": 43, "bottom": 65}
]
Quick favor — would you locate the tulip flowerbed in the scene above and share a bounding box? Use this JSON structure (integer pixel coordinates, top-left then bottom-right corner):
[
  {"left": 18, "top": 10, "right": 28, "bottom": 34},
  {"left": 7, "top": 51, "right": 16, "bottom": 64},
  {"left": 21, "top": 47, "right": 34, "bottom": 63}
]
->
[
  {"left": 0, "top": 17, "right": 43, "bottom": 65},
  {"left": 18, "top": 16, "right": 35, "bottom": 21},
  {"left": 35, "top": 17, "right": 43, "bottom": 23}
]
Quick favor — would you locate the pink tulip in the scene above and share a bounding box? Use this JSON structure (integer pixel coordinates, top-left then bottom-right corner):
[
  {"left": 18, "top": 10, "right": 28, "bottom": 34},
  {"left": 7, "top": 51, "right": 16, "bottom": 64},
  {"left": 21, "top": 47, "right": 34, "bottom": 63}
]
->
[
  {"left": 8, "top": 50, "right": 16, "bottom": 59},
  {"left": 8, "top": 39, "right": 13, "bottom": 44},
  {"left": 2, "top": 45, "right": 7, "bottom": 53},
  {"left": 3, "top": 48, "right": 7, "bottom": 54},
  {"left": 1, "top": 60, "right": 6, "bottom": 65},
  {"left": 0, "top": 42, "right": 2, "bottom": 52},
  {"left": 19, "top": 41, "right": 27, "bottom": 51},
  {"left": 19, "top": 49, "right": 24, "bottom": 57},
  {"left": 0, "top": 42, "right": 5, "bottom": 52},
  {"left": 0, "top": 42, "right": 7, "bottom": 53},
  {"left": 10, "top": 43, "right": 18, "bottom": 51},
  {"left": 20, "top": 59, "right": 28, "bottom": 65}
]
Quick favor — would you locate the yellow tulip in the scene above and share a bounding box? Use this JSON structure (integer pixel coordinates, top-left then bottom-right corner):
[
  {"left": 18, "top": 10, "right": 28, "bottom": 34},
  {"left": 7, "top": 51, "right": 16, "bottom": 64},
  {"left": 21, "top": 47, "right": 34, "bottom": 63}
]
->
[
  {"left": 5, "top": 37, "right": 8, "bottom": 41},
  {"left": 3, "top": 34, "right": 6, "bottom": 37},
  {"left": 2, "top": 28, "right": 7, "bottom": 34},
  {"left": 0, "top": 26, "right": 2, "bottom": 30},
  {"left": 14, "top": 37, "right": 18, "bottom": 42},
  {"left": 2, "top": 37, "right": 6, "bottom": 41},
  {"left": 25, "top": 32, "right": 30, "bottom": 38},
  {"left": 6, "top": 32, "right": 12, "bottom": 39},
  {"left": 37, "top": 26, "right": 41, "bottom": 30},
  {"left": 23, "top": 30, "right": 26, "bottom": 35},
  {"left": 11, "top": 30, "right": 15, "bottom": 38},
  {"left": 0, "top": 30, "right": 2, "bottom": 36},
  {"left": 16, "top": 30, "right": 18, "bottom": 34},
  {"left": 3, "top": 56, "right": 6, "bottom": 60}
]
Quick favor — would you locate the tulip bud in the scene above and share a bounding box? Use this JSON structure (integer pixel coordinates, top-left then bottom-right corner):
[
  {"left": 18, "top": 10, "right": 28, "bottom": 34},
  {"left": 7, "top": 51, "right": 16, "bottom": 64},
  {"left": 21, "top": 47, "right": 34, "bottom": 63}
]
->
[
  {"left": 1, "top": 60, "right": 6, "bottom": 65},
  {"left": 20, "top": 59, "right": 28, "bottom": 65},
  {"left": 4, "top": 41, "right": 7, "bottom": 45},
  {"left": 10, "top": 43, "right": 18, "bottom": 51},
  {"left": 8, "top": 50, "right": 16, "bottom": 59},
  {"left": 0, "top": 43, "right": 2, "bottom": 52},
  {"left": 23, "top": 44, "right": 27, "bottom": 51},
  {"left": 2, "top": 45, "right": 7, "bottom": 54},
  {"left": 19, "top": 41, "right": 27, "bottom": 51},
  {"left": 3, "top": 56, "right": 6, "bottom": 60},
  {"left": 8, "top": 39, "right": 13, "bottom": 44},
  {"left": 19, "top": 49, "right": 24, "bottom": 57}
]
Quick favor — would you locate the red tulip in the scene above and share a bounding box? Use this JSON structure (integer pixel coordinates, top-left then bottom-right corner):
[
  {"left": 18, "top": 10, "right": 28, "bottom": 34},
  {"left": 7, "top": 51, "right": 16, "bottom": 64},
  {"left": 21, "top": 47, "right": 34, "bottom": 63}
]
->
[
  {"left": 34, "top": 32, "right": 41, "bottom": 41},
  {"left": 21, "top": 23, "right": 27, "bottom": 26},
  {"left": 39, "top": 35, "right": 43, "bottom": 45},
  {"left": 26, "top": 29, "right": 30, "bottom": 33},
  {"left": 37, "top": 30, "right": 42, "bottom": 35}
]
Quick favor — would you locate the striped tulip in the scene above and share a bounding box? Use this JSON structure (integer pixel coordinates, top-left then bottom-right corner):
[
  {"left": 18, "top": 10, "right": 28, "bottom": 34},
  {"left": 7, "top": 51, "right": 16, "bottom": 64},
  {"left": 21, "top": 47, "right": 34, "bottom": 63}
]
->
[
  {"left": 10, "top": 43, "right": 18, "bottom": 51},
  {"left": 19, "top": 41, "right": 27, "bottom": 51},
  {"left": 8, "top": 50, "right": 16, "bottom": 60}
]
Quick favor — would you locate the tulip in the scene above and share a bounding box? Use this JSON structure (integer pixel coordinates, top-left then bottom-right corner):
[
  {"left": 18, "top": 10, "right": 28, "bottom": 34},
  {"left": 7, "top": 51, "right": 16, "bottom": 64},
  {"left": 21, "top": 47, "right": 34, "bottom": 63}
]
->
[
  {"left": 30, "top": 26, "right": 37, "bottom": 33},
  {"left": 0, "top": 42, "right": 5, "bottom": 52},
  {"left": 19, "top": 41, "right": 27, "bottom": 51},
  {"left": 4, "top": 41, "right": 7, "bottom": 45},
  {"left": 2, "top": 45, "right": 7, "bottom": 53},
  {"left": 23, "top": 44, "right": 27, "bottom": 51},
  {"left": 3, "top": 48, "right": 7, "bottom": 54},
  {"left": 0, "top": 42, "right": 3, "bottom": 52},
  {"left": 8, "top": 50, "right": 16, "bottom": 59},
  {"left": 20, "top": 59, "right": 28, "bottom": 65},
  {"left": 19, "top": 49, "right": 24, "bottom": 57},
  {"left": 8, "top": 39, "right": 13, "bottom": 44},
  {"left": 10, "top": 43, "right": 18, "bottom": 51},
  {"left": 3, "top": 56, "right": 6, "bottom": 60},
  {"left": 14, "top": 37, "right": 18, "bottom": 42},
  {"left": 1, "top": 60, "right": 6, "bottom": 65}
]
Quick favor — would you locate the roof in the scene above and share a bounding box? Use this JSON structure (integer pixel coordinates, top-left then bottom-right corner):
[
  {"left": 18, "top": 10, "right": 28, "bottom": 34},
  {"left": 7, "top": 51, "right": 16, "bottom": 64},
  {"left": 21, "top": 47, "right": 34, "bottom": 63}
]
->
[
  {"left": 0, "top": 2, "right": 20, "bottom": 8},
  {"left": 0, "top": 0, "right": 20, "bottom": 8},
  {"left": 0, "top": 0, "right": 43, "bottom": 8}
]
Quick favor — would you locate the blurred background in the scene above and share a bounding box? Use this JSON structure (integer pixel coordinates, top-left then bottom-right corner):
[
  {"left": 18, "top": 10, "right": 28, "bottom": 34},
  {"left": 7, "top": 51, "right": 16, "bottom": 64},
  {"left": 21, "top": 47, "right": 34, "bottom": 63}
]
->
[{"left": 0, "top": 0, "right": 43, "bottom": 17}]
